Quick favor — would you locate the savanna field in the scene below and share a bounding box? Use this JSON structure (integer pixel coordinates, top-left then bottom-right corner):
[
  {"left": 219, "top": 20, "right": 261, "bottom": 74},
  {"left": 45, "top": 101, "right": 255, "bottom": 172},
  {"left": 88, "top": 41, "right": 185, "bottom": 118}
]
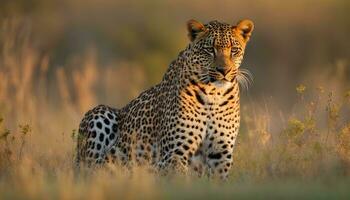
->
[{"left": 1, "top": 0, "right": 350, "bottom": 199}]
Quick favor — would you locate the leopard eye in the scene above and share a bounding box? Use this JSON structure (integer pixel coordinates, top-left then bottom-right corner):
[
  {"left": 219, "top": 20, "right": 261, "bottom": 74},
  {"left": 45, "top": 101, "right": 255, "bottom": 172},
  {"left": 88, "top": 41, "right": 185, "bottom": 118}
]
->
[
  {"left": 231, "top": 47, "right": 240, "bottom": 55},
  {"left": 203, "top": 47, "right": 215, "bottom": 55}
]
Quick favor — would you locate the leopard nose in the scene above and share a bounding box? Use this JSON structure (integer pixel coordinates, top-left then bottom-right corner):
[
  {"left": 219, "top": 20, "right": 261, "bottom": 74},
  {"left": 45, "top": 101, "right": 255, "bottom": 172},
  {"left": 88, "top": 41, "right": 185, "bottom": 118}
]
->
[{"left": 216, "top": 66, "right": 228, "bottom": 76}]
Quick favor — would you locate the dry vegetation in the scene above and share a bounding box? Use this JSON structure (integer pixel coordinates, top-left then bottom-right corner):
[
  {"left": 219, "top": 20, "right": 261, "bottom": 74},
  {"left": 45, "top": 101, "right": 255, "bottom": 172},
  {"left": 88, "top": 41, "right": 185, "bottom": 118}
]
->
[{"left": 1, "top": 3, "right": 350, "bottom": 199}]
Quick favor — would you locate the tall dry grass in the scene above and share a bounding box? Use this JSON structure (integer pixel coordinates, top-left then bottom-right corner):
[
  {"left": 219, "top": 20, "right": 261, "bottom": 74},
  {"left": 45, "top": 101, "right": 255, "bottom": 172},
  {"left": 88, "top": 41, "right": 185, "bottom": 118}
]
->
[{"left": 0, "top": 18, "right": 350, "bottom": 199}]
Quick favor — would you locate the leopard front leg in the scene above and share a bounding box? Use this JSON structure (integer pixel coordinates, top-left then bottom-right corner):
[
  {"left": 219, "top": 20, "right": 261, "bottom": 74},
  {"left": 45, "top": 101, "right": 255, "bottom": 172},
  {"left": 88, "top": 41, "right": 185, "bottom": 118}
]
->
[
  {"left": 204, "top": 123, "right": 239, "bottom": 180},
  {"left": 158, "top": 128, "right": 204, "bottom": 176}
]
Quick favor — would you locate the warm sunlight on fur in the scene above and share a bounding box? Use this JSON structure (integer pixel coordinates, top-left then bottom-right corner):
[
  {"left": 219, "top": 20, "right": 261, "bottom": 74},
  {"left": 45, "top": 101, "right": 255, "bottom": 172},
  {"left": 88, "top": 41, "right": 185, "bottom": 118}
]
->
[
  {"left": 76, "top": 19, "right": 254, "bottom": 181},
  {"left": 0, "top": 1, "right": 349, "bottom": 199}
]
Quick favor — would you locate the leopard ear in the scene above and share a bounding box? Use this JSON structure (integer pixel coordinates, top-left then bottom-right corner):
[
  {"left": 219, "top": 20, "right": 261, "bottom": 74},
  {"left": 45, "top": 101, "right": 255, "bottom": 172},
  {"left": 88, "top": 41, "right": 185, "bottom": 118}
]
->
[
  {"left": 235, "top": 19, "right": 254, "bottom": 42},
  {"left": 187, "top": 19, "right": 207, "bottom": 42}
]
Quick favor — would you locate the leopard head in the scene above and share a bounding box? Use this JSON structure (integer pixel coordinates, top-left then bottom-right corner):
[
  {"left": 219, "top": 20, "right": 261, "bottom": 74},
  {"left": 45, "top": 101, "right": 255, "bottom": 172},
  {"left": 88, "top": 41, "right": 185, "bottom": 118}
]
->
[{"left": 183, "top": 19, "right": 254, "bottom": 87}]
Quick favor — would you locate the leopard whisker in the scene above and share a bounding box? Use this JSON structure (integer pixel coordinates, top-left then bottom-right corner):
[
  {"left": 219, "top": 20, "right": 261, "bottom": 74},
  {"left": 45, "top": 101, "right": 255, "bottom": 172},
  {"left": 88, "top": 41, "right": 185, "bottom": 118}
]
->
[{"left": 236, "top": 68, "right": 253, "bottom": 91}]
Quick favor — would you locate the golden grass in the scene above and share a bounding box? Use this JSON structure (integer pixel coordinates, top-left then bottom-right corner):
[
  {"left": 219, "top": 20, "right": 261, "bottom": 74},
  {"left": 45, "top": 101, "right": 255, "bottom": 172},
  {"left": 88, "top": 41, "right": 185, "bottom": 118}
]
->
[{"left": 0, "top": 18, "right": 350, "bottom": 199}]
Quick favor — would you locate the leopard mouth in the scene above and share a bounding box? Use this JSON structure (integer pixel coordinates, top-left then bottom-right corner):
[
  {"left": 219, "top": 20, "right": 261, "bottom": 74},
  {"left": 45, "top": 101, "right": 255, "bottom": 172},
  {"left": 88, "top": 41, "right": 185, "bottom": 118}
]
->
[
  {"left": 209, "top": 75, "right": 233, "bottom": 83},
  {"left": 199, "top": 70, "right": 235, "bottom": 84},
  {"left": 207, "top": 68, "right": 237, "bottom": 83}
]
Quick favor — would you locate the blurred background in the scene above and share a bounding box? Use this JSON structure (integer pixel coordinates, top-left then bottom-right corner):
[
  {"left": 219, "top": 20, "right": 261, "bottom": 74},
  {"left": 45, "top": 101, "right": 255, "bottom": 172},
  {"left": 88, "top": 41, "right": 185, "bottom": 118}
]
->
[
  {"left": 0, "top": 1, "right": 350, "bottom": 198},
  {"left": 1, "top": 0, "right": 349, "bottom": 111}
]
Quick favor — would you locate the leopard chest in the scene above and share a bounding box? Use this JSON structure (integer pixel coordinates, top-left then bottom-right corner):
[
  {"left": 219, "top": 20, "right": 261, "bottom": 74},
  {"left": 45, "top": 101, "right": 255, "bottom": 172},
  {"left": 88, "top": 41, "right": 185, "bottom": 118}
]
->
[{"left": 178, "top": 81, "right": 240, "bottom": 144}]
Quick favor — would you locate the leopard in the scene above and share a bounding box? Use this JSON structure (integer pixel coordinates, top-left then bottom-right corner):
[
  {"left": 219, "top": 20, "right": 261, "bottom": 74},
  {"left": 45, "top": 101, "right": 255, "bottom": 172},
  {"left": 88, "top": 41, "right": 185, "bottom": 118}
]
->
[{"left": 76, "top": 19, "right": 254, "bottom": 180}]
